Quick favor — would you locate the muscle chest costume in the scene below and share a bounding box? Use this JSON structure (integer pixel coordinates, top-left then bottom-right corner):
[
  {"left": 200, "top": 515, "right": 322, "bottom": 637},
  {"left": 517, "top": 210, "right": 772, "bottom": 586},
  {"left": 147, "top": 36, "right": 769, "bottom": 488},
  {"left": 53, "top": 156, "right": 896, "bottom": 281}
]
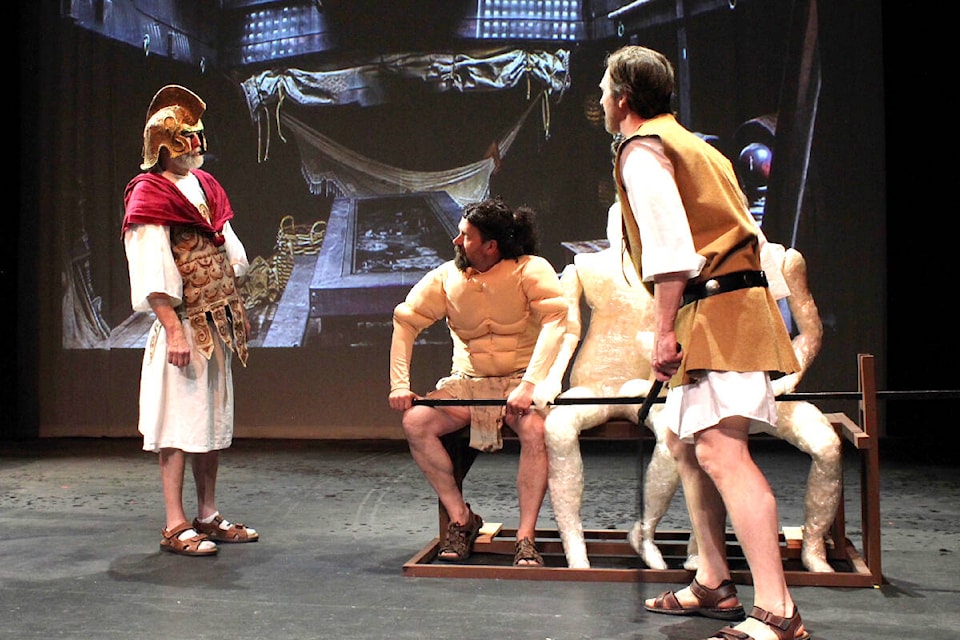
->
[
  {"left": 615, "top": 114, "right": 798, "bottom": 386},
  {"left": 390, "top": 255, "right": 567, "bottom": 390},
  {"left": 390, "top": 255, "right": 567, "bottom": 451}
]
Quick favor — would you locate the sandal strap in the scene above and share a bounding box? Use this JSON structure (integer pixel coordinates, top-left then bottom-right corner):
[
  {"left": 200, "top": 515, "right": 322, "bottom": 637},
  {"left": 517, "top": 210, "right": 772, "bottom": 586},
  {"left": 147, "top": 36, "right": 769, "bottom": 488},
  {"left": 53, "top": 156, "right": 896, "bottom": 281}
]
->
[
  {"left": 207, "top": 515, "right": 248, "bottom": 530},
  {"left": 163, "top": 521, "right": 196, "bottom": 539},
  {"left": 514, "top": 537, "right": 543, "bottom": 566},
  {"left": 193, "top": 515, "right": 258, "bottom": 543},
  {"left": 439, "top": 509, "right": 483, "bottom": 559},
  {"left": 161, "top": 522, "right": 215, "bottom": 555},
  {"left": 708, "top": 628, "right": 751, "bottom": 640},
  {"left": 690, "top": 578, "right": 739, "bottom": 608},
  {"left": 748, "top": 606, "right": 803, "bottom": 640},
  {"left": 651, "top": 589, "right": 683, "bottom": 611},
  {"left": 705, "top": 606, "right": 805, "bottom": 640}
]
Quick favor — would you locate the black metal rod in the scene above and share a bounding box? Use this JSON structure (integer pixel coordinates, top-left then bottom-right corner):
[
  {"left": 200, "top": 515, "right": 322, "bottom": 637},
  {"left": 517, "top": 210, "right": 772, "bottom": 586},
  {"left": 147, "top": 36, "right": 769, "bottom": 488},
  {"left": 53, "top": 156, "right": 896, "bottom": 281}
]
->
[
  {"left": 637, "top": 380, "right": 664, "bottom": 423},
  {"left": 411, "top": 389, "right": 960, "bottom": 407}
]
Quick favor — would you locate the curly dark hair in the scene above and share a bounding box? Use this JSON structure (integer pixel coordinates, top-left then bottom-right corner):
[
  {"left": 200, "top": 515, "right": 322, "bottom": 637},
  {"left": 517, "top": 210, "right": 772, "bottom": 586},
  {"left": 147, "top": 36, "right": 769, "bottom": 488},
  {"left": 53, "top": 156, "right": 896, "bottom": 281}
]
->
[{"left": 463, "top": 196, "right": 540, "bottom": 259}]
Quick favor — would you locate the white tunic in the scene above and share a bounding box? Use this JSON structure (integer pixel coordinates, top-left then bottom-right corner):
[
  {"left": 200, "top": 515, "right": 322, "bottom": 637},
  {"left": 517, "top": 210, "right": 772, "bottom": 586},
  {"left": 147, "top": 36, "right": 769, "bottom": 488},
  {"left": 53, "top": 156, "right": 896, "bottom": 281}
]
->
[{"left": 124, "top": 212, "right": 248, "bottom": 453}]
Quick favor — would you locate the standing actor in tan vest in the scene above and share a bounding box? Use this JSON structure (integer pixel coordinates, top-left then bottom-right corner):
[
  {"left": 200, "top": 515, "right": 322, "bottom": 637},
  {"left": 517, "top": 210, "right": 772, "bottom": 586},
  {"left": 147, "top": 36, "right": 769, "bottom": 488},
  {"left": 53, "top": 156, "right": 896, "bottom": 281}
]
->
[{"left": 600, "top": 46, "right": 808, "bottom": 640}]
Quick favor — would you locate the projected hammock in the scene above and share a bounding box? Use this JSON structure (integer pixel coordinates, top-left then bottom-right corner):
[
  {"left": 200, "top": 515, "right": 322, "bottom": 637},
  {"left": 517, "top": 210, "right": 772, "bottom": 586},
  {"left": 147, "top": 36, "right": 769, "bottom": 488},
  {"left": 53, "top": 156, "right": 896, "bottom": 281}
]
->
[
  {"left": 240, "top": 48, "right": 570, "bottom": 205},
  {"left": 279, "top": 94, "right": 540, "bottom": 206}
]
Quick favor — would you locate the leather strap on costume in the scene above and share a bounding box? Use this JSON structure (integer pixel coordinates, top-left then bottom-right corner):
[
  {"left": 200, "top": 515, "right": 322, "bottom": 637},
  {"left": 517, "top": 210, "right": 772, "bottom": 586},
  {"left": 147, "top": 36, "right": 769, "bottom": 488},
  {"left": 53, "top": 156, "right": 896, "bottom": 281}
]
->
[
  {"left": 681, "top": 270, "right": 768, "bottom": 307},
  {"left": 170, "top": 225, "right": 249, "bottom": 366}
]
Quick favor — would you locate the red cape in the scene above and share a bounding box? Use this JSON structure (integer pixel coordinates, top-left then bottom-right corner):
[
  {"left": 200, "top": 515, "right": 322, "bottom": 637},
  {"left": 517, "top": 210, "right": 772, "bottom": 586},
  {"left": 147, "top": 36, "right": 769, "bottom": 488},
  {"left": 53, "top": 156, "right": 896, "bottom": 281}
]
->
[{"left": 121, "top": 169, "right": 234, "bottom": 238}]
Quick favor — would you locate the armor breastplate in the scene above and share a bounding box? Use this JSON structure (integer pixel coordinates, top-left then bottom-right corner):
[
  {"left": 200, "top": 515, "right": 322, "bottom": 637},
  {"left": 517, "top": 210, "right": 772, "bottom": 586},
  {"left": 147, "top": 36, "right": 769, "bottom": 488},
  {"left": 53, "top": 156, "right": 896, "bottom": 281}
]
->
[{"left": 170, "top": 225, "right": 249, "bottom": 366}]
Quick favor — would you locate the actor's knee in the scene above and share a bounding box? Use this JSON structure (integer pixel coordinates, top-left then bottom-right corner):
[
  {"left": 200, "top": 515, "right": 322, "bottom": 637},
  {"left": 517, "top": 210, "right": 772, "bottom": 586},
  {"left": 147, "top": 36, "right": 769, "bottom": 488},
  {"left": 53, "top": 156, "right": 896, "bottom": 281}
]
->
[
  {"left": 515, "top": 416, "right": 546, "bottom": 450},
  {"left": 401, "top": 407, "right": 443, "bottom": 442}
]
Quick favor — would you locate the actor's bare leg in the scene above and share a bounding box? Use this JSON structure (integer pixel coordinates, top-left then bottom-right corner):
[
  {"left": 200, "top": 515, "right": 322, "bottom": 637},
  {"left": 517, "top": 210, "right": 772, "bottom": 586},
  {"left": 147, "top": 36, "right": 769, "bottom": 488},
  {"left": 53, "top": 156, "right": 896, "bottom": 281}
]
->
[
  {"left": 159, "top": 448, "right": 189, "bottom": 530},
  {"left": 189, "top": 449, "right": 258, "bottom": 541},
  {"left": 667, "top": 429, "right": 734, "bottom": 589},
  {"left": 158, "top": 448, "right": 217, "bottom": 553},
  {"left": 192, "top": 450, "right": 220, "bottom": 520},
  {"left": 401, "top": 402, "right": 472, "bottom": 525},
  {"left": 509, "top": 410, "right": 549, "bottom": 547},
  {"left": 696, "top": 418, "right": 800, "bottom": 640}
]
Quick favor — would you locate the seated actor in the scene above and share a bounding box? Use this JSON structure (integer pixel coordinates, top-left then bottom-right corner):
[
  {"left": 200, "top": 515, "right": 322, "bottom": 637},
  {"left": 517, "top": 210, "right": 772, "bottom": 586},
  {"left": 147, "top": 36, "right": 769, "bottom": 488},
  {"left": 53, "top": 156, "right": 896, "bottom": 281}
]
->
[{"left": 388, "top": 197, "right": 567, "bottom": 567}]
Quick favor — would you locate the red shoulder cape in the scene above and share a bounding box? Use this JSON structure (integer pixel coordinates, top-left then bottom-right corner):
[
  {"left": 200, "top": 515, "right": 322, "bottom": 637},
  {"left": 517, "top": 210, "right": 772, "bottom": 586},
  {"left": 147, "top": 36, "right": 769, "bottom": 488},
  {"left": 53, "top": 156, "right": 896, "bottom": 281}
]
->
[{"left": 121, "top": 169, "right": 234, "bottom": 237}]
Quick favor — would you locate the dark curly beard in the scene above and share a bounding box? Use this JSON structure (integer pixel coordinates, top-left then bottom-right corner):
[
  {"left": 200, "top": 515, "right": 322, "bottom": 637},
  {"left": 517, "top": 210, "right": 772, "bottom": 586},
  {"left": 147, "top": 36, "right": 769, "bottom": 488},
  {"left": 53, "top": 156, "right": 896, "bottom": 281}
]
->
[{"left": 454, "top": 245, "right": 470, "bottom": 272}]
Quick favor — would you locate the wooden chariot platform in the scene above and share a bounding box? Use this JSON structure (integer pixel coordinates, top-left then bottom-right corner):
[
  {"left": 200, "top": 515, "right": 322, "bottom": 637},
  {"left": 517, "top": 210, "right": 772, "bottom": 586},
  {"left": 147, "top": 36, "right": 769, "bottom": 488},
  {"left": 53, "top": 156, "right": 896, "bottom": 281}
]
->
[{"left": 403, "top": 354, "right": 883, "bottom": 588}]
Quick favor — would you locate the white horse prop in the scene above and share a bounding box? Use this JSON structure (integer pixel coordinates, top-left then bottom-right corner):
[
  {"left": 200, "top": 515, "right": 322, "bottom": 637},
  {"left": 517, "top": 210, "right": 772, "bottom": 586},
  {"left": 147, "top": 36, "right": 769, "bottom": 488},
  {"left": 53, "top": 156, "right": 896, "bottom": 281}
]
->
[{"left": 540, "top": 205, "right": 841, "bottom": 573}]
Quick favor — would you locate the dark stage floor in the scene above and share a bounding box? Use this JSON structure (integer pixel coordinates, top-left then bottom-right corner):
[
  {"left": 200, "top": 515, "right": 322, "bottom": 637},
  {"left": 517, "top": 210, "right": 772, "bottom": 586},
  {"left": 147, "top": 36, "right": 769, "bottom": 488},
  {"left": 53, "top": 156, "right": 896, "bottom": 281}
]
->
[{"left": 1, "top": 437, "right": 958, "bottom": 639}]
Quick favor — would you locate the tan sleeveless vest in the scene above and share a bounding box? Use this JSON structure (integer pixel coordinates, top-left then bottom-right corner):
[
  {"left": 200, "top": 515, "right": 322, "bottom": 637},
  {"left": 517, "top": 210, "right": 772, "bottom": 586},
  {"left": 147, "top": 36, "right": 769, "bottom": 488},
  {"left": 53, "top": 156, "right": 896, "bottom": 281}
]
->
[
  {"left": 170, "top": 225, "right": 249, "bottom": 366},
  {"left": 615, "top": 114, "right": 798, "bottom": 385}
]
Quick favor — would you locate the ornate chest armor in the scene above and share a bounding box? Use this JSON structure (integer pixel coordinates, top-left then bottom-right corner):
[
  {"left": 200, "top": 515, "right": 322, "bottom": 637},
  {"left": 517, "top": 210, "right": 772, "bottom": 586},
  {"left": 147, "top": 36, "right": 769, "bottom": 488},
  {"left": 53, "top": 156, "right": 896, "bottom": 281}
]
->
[{"left": 170, "top": 225, "right": 249, "bottom": 365}]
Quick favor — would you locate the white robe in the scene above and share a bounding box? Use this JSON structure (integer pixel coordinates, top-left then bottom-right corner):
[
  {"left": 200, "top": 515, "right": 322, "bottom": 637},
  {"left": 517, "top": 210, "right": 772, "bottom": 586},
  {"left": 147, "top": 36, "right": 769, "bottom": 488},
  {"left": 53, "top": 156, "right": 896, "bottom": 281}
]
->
[{"left": 123, "top": 221, "right": 248, "bottom": 453}]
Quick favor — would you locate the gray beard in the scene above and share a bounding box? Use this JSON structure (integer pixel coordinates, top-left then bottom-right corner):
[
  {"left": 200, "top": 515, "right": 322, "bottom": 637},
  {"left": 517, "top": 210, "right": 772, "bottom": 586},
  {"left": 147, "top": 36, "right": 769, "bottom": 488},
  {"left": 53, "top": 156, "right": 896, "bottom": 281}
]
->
[{"left": 169, "top": 153, "right": 204, "bottom": 173}]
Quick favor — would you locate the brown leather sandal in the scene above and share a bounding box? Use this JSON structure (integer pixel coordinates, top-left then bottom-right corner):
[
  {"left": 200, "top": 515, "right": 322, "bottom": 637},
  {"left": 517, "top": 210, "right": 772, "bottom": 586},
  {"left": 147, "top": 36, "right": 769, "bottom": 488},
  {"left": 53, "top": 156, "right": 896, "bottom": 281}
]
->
[
  {"left": 706, "top": 606, "right": 809, "bottom": 640},
  {"left": 437, "top": 505, "right": 483, "bottom": 562},
  {"left": 645, "top": 578, "right": 746, "bottom": 621},
  {"left": 160, "top": 522, "right": 218, "bottom": 556},
  {"left": 513, "top": 537, "right": 544, "bottom": 566},
  {"left": 193, "top": 515, "right": 259, "bottom": 543}
]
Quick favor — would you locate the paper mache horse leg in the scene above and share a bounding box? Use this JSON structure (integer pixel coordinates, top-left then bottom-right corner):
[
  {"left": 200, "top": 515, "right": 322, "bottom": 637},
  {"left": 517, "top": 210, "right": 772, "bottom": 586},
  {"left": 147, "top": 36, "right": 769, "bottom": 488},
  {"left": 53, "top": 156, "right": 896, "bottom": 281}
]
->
[
  {"left": 630, "top": 400, "right": 843, "bottom": 573},
  {"left": 624, "top": 407, "right": 698, "bottom": 570},
  {"left": 544, "top": 395, "right": 610, "bottom": 569},
  {"left": 608, "top": 378, "right": 693, "bottom": 571},
  {"left": 766, "top": 401, "right": 843, "bottom": 572}
]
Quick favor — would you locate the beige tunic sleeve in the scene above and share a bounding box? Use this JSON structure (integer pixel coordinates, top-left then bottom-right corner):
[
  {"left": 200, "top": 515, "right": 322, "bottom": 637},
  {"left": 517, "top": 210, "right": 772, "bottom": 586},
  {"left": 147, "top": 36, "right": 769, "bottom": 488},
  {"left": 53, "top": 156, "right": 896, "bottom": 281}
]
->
[
  {"left": 518, "top": 255, "right": 568, "bottom": 385},
  {"left": 389, "top": 265, "right": 448, "bottom": 393}
]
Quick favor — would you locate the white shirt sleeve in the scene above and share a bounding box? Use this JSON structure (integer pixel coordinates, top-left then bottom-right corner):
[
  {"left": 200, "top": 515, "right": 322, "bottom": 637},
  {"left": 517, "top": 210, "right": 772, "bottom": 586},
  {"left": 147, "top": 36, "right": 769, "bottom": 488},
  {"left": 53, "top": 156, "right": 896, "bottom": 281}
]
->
[
  {"left": 221, "top": 221, "right": 250, "bottom": 278},
  {"left": 621, "top": 138, "right": 706, "bottom": 282},
  {"left": 123, "top": 224, "right": 182, "bottom": 312}
]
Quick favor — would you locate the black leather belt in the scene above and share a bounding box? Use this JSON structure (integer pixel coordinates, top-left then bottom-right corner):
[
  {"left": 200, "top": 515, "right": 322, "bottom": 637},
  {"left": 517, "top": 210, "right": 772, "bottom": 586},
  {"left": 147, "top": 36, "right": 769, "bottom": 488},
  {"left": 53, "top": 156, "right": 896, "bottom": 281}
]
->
[{"left": 682, "top": 270, "right": 768, "bottom": 307}]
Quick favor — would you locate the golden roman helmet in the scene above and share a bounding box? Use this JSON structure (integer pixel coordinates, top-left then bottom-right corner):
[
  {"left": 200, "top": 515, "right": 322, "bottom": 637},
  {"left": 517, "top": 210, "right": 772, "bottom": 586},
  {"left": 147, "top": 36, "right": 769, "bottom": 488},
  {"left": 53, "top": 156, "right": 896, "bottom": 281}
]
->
[{"left": 140, "top": 85, "right": 207, "bottom": 171}]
